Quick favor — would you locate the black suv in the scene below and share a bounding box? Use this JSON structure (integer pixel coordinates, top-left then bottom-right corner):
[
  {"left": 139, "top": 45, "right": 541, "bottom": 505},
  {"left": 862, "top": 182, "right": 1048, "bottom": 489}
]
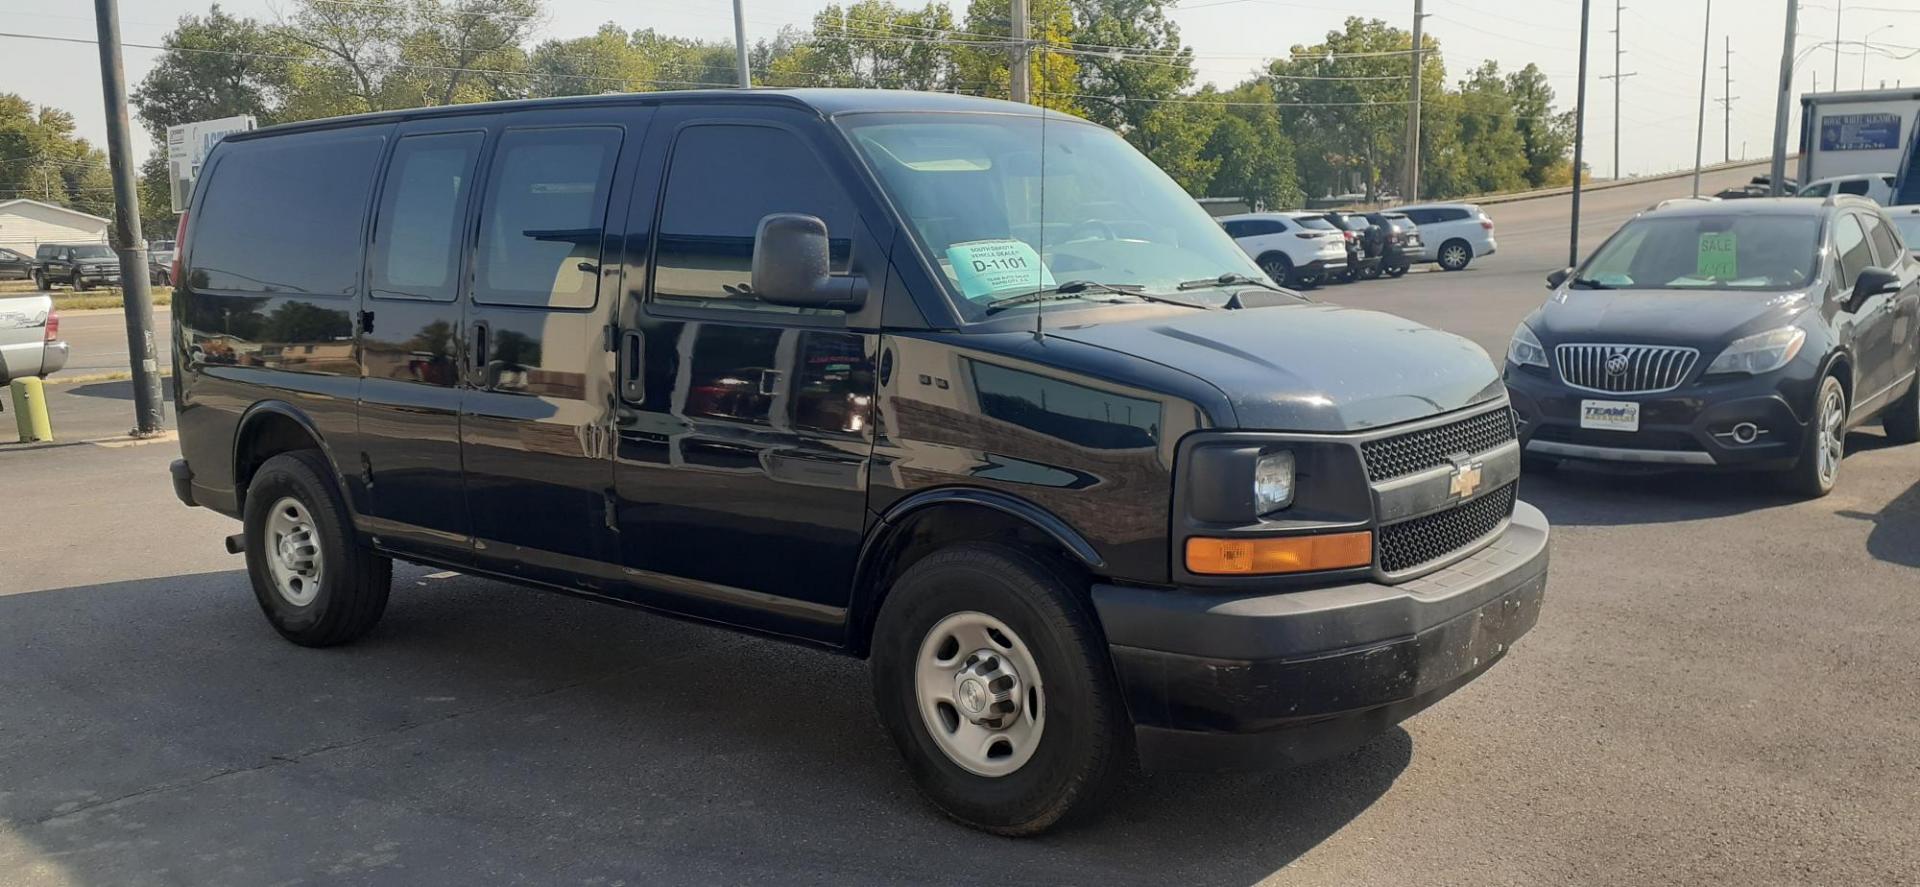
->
[
  {"left": 33, "top": 241, "right": 120, "bottom": 290},
  {"left": 168, "top": 89, "right": 1550, "bottom": 834},
  {"left": 1509, "top": 196, "right": 1920, "bottom": 495}
]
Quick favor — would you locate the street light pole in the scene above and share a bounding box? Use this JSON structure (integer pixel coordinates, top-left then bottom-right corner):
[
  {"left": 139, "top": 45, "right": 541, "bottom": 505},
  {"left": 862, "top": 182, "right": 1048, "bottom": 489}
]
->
[
  {"left": 91, "top": 0, "right": 164, "bottom": 437},
  {"left": 1693, "top": 0, "right": 1711, "bottom": 197},
  {"left": 1833, "top": 0, "right": 1842, "bottom": 93},
  {"left": 1770, "top": 0, "right": 1799, "bottom": 195},
  {"left": 732, "top": 0, "right": 751, "bottom": 88},
  {"left": 1404, "top": 0, "right": 1426, "bottom": 202},
  {"left": 1571, "top": 0, "right": 1593, "bottom": 268}
]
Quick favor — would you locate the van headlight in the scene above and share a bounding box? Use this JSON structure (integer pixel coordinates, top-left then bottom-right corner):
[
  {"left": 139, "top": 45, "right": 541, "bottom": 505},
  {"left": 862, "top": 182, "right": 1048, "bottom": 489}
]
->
[
  {"left": 1705, "top": 327, "right": 1806, "bottom": 375},
  {"left": 1508, "top": 324, "right": 1548, "bottom": 368},
  {"left": 1254, "top": 451, "right": 1295, "bottom": 514}
]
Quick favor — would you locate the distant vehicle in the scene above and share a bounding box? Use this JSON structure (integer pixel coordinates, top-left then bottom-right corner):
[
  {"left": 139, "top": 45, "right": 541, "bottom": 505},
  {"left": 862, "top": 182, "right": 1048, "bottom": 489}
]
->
[
  {"left": 0, "top": 293, "right": 68, "bottom": 384},
  {"left": 1889, "top": 205, "right": 1920, "bottom": 255},
  {"left": 1511, "top": 196, "right": 1920, "bottom": 497},
  {"left": 1218, "top": 211, "right": 1348, "bottom": 288},
  {"left": 1797, "top": 88, "right": 1920, "bottom": 201},
  {"left": 0, "top": 247, "right": 32, "bottom": 281},
  {"left": 1797, "top": 173, "right": 1897, "bottom": 203},
  {"left": 1363, "top": 211, "right": 1421, "bottom": 277},
  {"left": 150, "top": 248, "right": 176, "bottom": 286},
  {"left": 1320, "top": 211, "right": 1380, "bottom": 281},
  {"left": 1716, "top": 175, "right": 1800, "bottom": 200},
  {"left": 32, "top": 242, "right": 119, "bottom": 291},
  {"left": 1398, "top": 203, "right": 1497, "bottom": 271}
]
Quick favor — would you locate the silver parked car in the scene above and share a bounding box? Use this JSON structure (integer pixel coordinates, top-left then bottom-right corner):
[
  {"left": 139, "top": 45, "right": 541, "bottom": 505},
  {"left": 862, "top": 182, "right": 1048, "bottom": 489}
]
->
[{"left": 0, "top": 293, "right": 70, "bottom": 384}]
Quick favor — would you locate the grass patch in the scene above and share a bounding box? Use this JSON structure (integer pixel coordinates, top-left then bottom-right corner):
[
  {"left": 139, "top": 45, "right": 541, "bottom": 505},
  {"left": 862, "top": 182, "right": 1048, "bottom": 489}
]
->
[
  {"left": 0, "top": 280, "right": 38, "bottom": 294},
  {"left": 51, "top": 287, "right": 173, "bottom": 311}
]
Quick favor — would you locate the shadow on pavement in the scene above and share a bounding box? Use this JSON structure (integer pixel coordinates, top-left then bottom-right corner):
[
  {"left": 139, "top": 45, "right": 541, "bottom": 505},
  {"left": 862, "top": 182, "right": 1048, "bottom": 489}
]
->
[
  {"left": 62, "top": 379, "right": 173, "bottom": 402},
  {"left": 1836, "top": 477, "right": 1920, "bottom": 569},
  {"left": 1521, "top": 428, "right": 1891, "bottom": 528},
  {"left": 0, "top": 569, "right": 1406, "bottom": 885}
]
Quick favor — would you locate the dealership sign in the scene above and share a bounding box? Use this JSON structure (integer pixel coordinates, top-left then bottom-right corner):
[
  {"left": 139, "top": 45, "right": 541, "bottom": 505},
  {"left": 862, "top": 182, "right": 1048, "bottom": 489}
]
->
[
  {"left": 166, "top": 115, "right": 257, "bottom": 212},
  {"left": 1819, "top": 112, "right": 1903, "bottom": 152}
]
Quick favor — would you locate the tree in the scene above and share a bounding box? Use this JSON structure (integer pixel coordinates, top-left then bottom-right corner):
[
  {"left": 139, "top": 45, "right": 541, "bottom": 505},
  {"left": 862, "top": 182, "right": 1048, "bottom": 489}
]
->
[
  {"left": 0, "top": 94, "right": 113, "bottom": 217},
  {"left": 278, "top": 0, "right": 539, "bottom": 114},
  {"left": 1506, "top": 63, "right": 1574, "bottom": 187},
  {"left": 1201, "top": 106, "right": 1302, "bottom": 210},
  {"left": 131, "top": 4, "right": 297, "bottom": 141},
  {"left": 1069, "top": 0, "right": 1192, "bottom": 134},
  {"left": 1266, "top": 17, "right": 1436, "bottom": 202},
  {"left": 951, "top": 0, "right": 1080, "bottom": 112},
  {"left": 529, "top": 23, "right": 661, "bottom": 95},
  {"left": 789, "top": 1, "right": 958, "bottom": 90}
]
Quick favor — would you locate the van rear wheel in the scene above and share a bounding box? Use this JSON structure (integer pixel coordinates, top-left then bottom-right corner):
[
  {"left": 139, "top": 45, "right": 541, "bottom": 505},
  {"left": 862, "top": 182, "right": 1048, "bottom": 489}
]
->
[
  {"left": 870, "top": 543, "right": 1128, "bottom": 835},
  {"left": 242, "top": 450, "right": 392, "bottom": 646}
]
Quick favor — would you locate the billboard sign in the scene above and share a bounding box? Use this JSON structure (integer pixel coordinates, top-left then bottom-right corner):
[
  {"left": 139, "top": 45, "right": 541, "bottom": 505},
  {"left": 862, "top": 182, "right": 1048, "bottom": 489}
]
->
[
  {"left": 1819, "top": 112, "right": 1903, "bottom": 152},
  {"left": 166, "top": 114, "right": 256, "bottom": 212}
]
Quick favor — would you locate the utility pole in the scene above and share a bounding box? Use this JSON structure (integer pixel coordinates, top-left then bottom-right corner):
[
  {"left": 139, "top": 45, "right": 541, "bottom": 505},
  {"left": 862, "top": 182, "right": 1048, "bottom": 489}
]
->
[
  {"left": 1571, "top": 0, "right": 1593, "bottom": 268},
  {"left": 1832, "top": 0, "right": 1842, "bottom": 94},
  {"left": 1404, "top": 0, "right": 1427, "bottom": 202},
  {"left": 1692, "top": 0, "right": 1711, "bottom": 197},
  {"left": 1717, "top": 36, "right": 1738, "bottom": 163},
  {"left": 1598, "top": 0, "right": 1637, "bottom": 179},
  {"left": 92, "top": 0, "right": 164, "bottom": 437},
  {"left": 731, "top": 0, "right": 750, "bottom": 87},
  {"left": 1009, "top": 0, "right": 1030, "bottom": 103},
  {"left": 1770, "top": 0, "right": 1798, "bottom": 195}
]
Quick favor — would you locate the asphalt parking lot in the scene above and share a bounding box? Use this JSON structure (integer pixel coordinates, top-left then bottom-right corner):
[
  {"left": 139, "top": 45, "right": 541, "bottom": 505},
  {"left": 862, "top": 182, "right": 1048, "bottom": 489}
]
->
[{"left": 3, "top": 164, "right": 1916, "bottom": 885}]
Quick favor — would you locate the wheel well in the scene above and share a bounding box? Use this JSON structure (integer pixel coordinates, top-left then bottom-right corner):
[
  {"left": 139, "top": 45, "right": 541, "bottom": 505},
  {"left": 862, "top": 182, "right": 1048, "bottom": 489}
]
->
[
  {"left": 849, "top": 503, "right": 1090, "bottom": 657},
  {"left": 1828, "top": 354, "right": 1854, "bottom": 405},
  {"left": 235, "top": 411, "right": 323, "bottom": 508},
  {"left": 1255, "top": 250, "right": 1292, "bottom": 268},
  {"left": 1442, "top": 237, "right": 1472, "bottom": 253}
]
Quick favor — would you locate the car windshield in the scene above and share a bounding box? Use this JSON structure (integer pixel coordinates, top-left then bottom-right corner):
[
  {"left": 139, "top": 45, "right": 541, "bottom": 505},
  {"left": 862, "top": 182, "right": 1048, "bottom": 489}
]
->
[
  {"left": 71, "top": 244, "right": 115, "bottom": 259},
  {"left": 841, "top": 113, "right": 1264, "bottom": 318},
  {"left": 1893, "top": 215, "right": 1920, "bottom": 252},
  {"left": 1574, "top": 214, "right": 1821, "bottom": 291}
]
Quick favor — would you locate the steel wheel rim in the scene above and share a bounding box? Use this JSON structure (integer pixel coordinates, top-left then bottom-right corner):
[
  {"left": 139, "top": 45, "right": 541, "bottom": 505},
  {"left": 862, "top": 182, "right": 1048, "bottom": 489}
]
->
[
  {"left": 1818, "top": 387, "right": 1845, "bottom": 485},
  {"left": 264, "top": 496, "right": 323, "bottom": 606},
  {"left": 914, "top": 611, "right": 1045, "bottom": 778}
]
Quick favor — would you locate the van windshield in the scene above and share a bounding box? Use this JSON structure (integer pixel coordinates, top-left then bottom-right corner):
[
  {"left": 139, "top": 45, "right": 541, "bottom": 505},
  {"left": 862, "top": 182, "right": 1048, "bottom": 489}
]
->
[
  {"left": 840, "top": 113, "right": 1264, "bottom": 319},
  {"left": 1574, "top": 214, "right": 1821, "bottom": 291}
]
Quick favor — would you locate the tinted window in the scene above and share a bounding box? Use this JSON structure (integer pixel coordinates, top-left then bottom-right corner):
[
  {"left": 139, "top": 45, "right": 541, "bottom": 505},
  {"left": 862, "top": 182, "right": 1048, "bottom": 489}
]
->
[
  {"left": 1220, "top": 220, "right": 1250, "bottom": 238},
  {"left": 654, "top": 124, "right": 856, "bottom": 310},
  {"left": 1291, "top": 216, "right": 1337, "bottom": 230},
  {"left": 1239, "top": 219, "right": 1284, "bottom": 236},
  {"left": 474, "top": 126, "right": 622, "bottom": 309},
  {"left": 1800, "top": 182, "right": 1832, "bottom": 197},
  {"left": 1403, "top": 209, "right": 1434, "bottom": 224},
  {"left": 1892, "top": 215, "right": 1920, "bottom": 253},
  {"left": 371, "top": 132, "right": 483, "bottom": 302},
  {"left": 1839, "top": 179, "right": 1871, "bottom": 196},
  {"left": 1835, "top": 214, "right": 1872, "bottom": 290},
  {"left": 1441, "top": 208, "right": 1472, "bottom": 222},
  {"left": 1864, "top": 215, "right": 1902, "bottom": 268},
  {"left": 191, "top": 130, "right": 384, "bottom": 295}
]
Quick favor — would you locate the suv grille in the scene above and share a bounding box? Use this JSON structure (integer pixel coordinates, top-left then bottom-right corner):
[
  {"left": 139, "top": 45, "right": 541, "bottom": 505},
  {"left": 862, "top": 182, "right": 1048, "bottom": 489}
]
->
[
  {"left": 1555, "top": 343, "right": 1698, "bottom": 394},
  {"left": 1378, "top": 483, "right": 1517, "bottom": 573},
  {"left": 1360, "top": 407, "right": 1516, "bottom": 482}
]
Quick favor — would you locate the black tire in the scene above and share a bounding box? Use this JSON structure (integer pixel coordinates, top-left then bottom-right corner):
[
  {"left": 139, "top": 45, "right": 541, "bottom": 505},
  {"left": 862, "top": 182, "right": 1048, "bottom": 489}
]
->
[
  {"left": 1437, "top": 239, "right": 1474, "bottom": 271},
  {"left": 1257, "top": 254, "right": 1292, "bottom": 288},
  {"left": 1358, "top": 262, "right": 1382, "bottom": 280},
  {"left": 1383, "top": 262, "right": 1409, "bottom": 278},
  {"left": 870, "top": 543, "right": 1129, "bottom": 836},
  {"left": 242, "top": 449, "right": 392, "bottom": 646},
  {"left": 72, "top": 275, "right": 89, "bottom": 292},
  {"left": 1882, "top": 371, "right": 1920, "bottom": 444},
  {"left": 1783, "top": 374, "right": 1847, "bottom": 498}
]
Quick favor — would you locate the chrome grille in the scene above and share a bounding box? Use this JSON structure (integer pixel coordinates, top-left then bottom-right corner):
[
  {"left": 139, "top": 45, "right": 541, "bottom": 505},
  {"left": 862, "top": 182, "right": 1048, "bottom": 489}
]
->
[
  {"left": 1360, "top": 406, "right": 1516, "bottom": 483},
  {"left": 1378, "top": 483, "right": 1518, "bottom": 574},
  {"left": 1554, "top": 343, "right": 1698, "bottom": 394}
]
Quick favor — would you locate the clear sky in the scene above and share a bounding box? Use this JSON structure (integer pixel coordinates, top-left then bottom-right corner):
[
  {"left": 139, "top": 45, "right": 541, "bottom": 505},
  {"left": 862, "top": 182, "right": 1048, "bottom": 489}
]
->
[{"left": 4, "top": 0, "right": 1919, "bottom": 177}]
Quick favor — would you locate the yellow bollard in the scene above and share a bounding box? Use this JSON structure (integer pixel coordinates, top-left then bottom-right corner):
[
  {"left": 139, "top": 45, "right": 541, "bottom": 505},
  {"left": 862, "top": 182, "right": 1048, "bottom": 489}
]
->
[{"left": 9, "top": 377, "right": 52, "bottom": 442}]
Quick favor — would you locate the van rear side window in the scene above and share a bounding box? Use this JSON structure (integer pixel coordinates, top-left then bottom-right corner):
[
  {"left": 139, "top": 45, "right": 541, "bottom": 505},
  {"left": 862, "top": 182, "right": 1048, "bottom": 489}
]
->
[
  {"left": 190, "top": 130, "right": 385, "bottom": 295},
  {"left": 474, "top": 127, "right": 622, "bottom": 309},
  {"left": 371, "top": 132, "right": 483, "bottom": 302}
]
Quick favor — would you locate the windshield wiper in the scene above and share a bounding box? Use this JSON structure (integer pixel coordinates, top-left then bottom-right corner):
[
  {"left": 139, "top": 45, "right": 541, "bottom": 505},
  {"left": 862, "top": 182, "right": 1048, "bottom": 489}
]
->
[
  {"left": 1569, "top": 277, "right": 1615, "bottom": 290},
  {"left": 1177, "top": 272, "right": 1289, "bottom": 294},
  {"left": 982, "top": 280, "right": 1141, "bottom": 314}
]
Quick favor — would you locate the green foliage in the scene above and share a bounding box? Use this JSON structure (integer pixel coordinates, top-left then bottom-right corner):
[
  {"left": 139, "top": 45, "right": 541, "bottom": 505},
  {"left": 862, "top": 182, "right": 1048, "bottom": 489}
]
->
[{"left": 0, "top": 94, "right": 113, "bottom": 217}]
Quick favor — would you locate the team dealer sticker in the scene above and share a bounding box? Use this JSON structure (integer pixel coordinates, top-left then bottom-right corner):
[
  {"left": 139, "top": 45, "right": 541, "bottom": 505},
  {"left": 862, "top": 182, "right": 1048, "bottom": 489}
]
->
[{"left": 946, "top": 239, "right": 1057, "bottom": 300}]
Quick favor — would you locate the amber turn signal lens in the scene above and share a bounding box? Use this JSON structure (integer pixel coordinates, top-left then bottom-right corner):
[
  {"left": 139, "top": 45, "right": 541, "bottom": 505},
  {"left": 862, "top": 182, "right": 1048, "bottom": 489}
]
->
[{"left": 1185, "top": 531, "right": 1374, "bottom": 575}]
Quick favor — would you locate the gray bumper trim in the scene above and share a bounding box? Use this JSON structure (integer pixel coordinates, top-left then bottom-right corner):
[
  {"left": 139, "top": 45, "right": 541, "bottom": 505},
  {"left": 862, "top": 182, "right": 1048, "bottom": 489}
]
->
[{"left": 1526, "top": 438, "right": 1716, "bottom": 465}]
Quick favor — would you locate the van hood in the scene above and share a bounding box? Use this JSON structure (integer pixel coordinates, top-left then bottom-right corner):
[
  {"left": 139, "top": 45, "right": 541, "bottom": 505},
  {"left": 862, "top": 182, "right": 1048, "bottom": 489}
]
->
[
  {"left": 1533, "top": 287, "right": 1812, "bottom": 344},
  {"left": 1043, "top": 303, "right": 1504, "bottom": 432}
]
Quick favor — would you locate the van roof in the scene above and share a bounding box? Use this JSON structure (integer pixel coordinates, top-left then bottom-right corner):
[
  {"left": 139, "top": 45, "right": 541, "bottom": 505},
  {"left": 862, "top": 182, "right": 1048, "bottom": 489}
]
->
[{"left": 229, "top": 88, "right": 1058, "bottom": 142}]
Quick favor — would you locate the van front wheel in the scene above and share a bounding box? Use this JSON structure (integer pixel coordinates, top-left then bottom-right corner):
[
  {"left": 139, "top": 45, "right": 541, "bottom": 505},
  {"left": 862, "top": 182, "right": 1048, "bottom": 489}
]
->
[
  {"left": 870, "top": 544, "right": 1128, "bottom": 835},
  {"left": 242, "top": 450, "right": 392, "bottom": 646}
]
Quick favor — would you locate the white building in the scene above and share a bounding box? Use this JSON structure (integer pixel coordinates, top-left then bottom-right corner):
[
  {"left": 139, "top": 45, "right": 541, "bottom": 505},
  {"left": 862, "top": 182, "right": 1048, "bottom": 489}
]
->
[{"left": 0, "top": 199, "right": 110, "bottom": 253}]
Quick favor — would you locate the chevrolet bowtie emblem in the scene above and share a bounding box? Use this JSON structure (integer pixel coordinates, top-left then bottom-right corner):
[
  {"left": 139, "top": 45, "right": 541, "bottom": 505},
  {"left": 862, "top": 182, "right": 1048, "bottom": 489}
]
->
[{"left": 1448, "top": 459, "right": 1484, "bottom": 498}]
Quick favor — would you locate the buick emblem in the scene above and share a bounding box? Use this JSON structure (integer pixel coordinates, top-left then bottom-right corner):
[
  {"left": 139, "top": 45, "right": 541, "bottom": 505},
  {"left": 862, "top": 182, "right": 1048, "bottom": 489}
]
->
[
  {"left": 1448, "top": 457, "right": 1484, "bottom": 499},
  {"left": 1605, "top": 353, "right": 1631, "bottom": 375}
]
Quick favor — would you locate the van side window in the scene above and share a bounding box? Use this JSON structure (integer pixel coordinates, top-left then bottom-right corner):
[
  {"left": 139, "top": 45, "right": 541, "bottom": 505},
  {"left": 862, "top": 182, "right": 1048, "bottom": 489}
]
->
[
  {"left": 474, "top": 127, "right": 622, "bottom": 310},
  {"left": 190, "top": 131, "right": 384, "bottom": 295},
  {"left": 653, "top": 124, "right": 855, "bottom": 312},
  {"left": 370, "top": 132, "right": 483, "bottom": 302},
  {"left": 1834, "top": 214, "right": 1872, "bottom": 290}
]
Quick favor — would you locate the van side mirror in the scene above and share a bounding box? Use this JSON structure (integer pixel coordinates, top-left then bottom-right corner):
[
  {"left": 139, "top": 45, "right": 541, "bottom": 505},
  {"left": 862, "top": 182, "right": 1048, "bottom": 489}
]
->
[
  {"left": 750, "top": 213, "right": 867, "bottom": 311},
  {"left": 1853, "top": 266, "right": 1901, "bottom": 306},
  {"left": 1545, "top": 267, "right": 1571, "bottom": 289}
]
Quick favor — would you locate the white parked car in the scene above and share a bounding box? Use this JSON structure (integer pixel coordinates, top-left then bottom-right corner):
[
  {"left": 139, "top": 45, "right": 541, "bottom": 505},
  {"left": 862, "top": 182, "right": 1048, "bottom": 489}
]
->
[
  {"left": 1398, "top": 203, "right": 1498, "bottom": 271},
  {"left": 1797, "top": 174, "right": 1896, "bottom": 204},
  {"left": 1218, "top": 211, "right": 1348, "bottom": 289}
]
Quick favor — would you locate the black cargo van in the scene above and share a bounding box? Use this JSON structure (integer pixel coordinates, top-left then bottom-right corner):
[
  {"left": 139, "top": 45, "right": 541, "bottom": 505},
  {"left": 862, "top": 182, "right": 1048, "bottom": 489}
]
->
[{"left": 168, "top": 89, "right": 1549, "bottom": 834}]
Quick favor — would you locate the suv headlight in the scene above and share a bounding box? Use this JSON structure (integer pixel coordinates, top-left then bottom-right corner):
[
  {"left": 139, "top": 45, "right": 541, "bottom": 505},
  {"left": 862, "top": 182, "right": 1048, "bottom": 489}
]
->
[
  {"left": 1705, "top": 327, "right": 1806, "bottom": 376},
  {"left": 1253, "top": 450, "right": 1295, "bottom": 515},
  {"left": 1508, "top": 323, "right": 1548, "bottom": 368}
]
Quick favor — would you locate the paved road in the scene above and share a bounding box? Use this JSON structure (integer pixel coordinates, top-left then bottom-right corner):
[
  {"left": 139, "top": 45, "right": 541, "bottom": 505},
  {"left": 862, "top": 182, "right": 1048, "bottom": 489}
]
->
[
  {"left": 51, "top": 307, "right": 173, "bottom": 377},
  {"left": 3, "top": 165, "right": 1916, "bottom": 886}
]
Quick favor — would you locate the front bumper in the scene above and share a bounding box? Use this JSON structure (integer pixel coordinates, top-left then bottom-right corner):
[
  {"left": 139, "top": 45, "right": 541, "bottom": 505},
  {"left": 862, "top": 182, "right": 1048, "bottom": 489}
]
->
[
  {"left": 1506, "top": 364, "right": 1811, "bottom": 469},
  {"left": 1093, "top": 502, "right": 1550, "bottom": 771}
]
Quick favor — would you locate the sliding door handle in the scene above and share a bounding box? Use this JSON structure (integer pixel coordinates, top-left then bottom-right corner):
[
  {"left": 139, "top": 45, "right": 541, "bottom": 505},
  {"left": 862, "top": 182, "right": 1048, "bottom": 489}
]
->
[{"left": 619, "top": 329, "right": 645, "bottom": 404}]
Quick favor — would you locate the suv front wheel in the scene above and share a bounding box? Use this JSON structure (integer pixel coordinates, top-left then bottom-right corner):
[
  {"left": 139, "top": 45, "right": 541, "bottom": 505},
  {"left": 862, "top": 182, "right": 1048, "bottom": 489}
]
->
[
  {"left": 242, "top": 450, "right": 392, "bottom": 646},
  {"left": 870, "top": 543, "right": 1128, "bottom": 835}
]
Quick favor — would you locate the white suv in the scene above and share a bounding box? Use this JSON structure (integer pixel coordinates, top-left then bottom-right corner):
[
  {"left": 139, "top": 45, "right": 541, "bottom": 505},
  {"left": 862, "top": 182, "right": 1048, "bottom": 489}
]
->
[
  {"left": 1399, "top": 203, "right": 1498, "bottom": 271},
  {"left": 1798, "top": 174, "right": 1896, "bottom": 204},
  {"left": 1219, "top": 212, "right": 1349, "bottom": 289}
]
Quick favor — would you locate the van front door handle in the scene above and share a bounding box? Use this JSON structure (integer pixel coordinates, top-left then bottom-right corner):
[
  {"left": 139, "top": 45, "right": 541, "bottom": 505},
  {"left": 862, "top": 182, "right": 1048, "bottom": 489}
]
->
[{"left": 471, "top": 320, "right": 490, "bottom": 380}]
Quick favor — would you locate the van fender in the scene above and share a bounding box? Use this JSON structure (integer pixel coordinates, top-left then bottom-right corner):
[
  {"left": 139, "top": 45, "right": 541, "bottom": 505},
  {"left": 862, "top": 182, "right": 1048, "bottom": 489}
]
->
[{"left": 231, "top": 399, "right": 352, "bottom": 504}]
